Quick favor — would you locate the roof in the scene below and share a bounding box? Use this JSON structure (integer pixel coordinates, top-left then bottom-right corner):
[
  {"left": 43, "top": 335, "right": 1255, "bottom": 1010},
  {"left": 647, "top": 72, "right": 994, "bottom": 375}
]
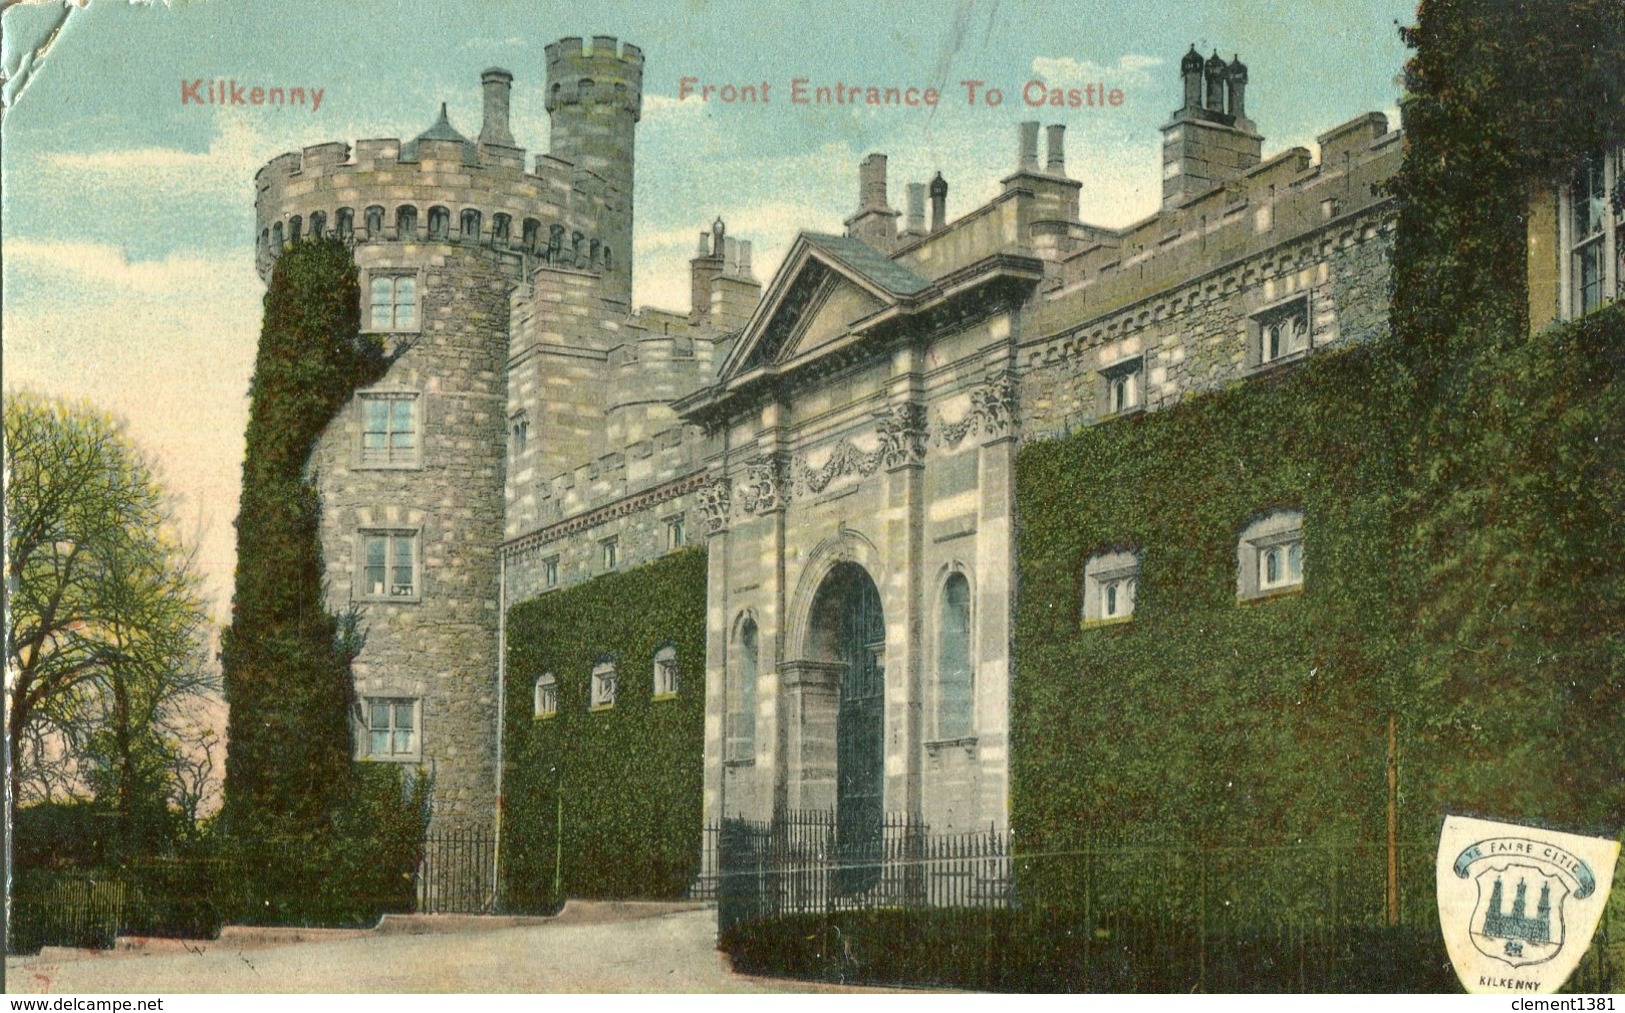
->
[
  {"left": 399, "top": 103, "right": 478, "bottom": 164},
  {"left": 801, "top": 233, "right": 930, "bottom": 297}
]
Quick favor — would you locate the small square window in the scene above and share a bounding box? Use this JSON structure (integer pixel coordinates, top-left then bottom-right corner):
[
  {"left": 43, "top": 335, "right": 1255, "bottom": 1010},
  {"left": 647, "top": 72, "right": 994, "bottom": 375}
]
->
[
  {"left": 360, "top": 696, "right": 419, "bottom": 761},
  {"left": 543, "top": 555, "right": 560, "bottom": 588},
  {"left": 368, "top": 274, "right": 418, "bottom": 332},
  {"left": 1083, "top": 549, "right": 1140, "bottom": 626},
  {"left": 602, "top": 538, "right": 619, "bottom": 571},
  {"left": 360, "top": 530, "right": 419, "bottom": 600},
  {"left": 666, "top": 515, "right": 686, "bottom": 550},
  {"left": 358, "top": 392, "right": 420, "bottom": 468},
  {"left": 591, "top": 661, "right": 617, "bottom": 710},
  {"left": 1238, "top": 510, "right": 1305, "bottom": 600}
]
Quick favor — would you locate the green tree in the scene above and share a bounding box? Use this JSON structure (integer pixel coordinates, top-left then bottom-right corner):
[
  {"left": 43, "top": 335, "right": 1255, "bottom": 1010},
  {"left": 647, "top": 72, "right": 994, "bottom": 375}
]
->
[{"left": 4, "top": 391, "right": 215, "bottom": 847}]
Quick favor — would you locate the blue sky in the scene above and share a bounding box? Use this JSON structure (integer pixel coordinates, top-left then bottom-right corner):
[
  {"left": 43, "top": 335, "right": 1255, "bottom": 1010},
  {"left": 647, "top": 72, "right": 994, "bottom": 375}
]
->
[{"left": 2, "top": 0, "right": 1418, "bottom": 614}]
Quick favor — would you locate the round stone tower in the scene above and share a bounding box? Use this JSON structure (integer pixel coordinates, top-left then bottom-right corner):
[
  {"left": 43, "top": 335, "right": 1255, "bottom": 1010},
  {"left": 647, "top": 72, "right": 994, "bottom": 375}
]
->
[
  {"left": 249, "top": 57, "right": 633, "bottom": 844},
  {"left": 545, "top": 35, "right": 643, "bottom": 306}
]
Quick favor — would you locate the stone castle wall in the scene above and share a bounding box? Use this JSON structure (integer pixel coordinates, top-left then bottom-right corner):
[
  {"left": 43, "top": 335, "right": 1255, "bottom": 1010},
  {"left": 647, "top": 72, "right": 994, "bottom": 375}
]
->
[{"left": 308, "top": 240, "right": 518, "bottom": 829}]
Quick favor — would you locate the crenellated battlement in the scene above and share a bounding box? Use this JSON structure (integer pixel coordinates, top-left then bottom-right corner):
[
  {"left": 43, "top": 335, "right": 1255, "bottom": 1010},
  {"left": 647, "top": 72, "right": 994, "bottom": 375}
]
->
[
  {"left": 252, "top": 74, "right": 626, "bottom": 281},
  {"left": 543, "top": 36, "right": 645, "bottom": 121}
]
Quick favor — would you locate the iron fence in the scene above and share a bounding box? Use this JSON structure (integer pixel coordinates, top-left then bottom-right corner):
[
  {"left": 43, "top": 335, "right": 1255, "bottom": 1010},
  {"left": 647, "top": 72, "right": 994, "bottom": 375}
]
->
[
  {"left": 416, "top": 826, "right": 497, "bottom": 914},
  {"left": 713, "top": 815, "right": 1622, "bottom": 992}
]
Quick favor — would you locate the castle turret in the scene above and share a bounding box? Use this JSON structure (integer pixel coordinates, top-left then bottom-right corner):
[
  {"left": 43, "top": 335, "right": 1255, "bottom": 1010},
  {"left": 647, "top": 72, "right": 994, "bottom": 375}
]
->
[
  {"left": 545, "top": 36, "right": 643, "bottom": 304},
  {"left": 479, "top": 68, "right": 515, "bottom": 147}
]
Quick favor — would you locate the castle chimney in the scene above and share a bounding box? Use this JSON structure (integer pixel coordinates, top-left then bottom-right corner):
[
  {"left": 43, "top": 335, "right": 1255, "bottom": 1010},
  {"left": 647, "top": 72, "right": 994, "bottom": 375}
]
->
[
  {"left": 1181, "top": 45, "right": 1203, "bottom": 110},
  {"left": 929, "top": 172, "right": 947, "bottom": 232},
  {"left": 690, "top": 217, "right": 726, "bottom": 325},
  {"left": 479, "top": 68, "right": 515, "bottom": 147},
  {"left": 1045, "top": 125, "right": 1066, "bottom": 175},
  {"left": 905, "top": 183, "right": 927, "bottom": 236},
  {"left": 737, "top": 240, "right": 753, "bottom": 279},
  {"left": 1204, "top": 51, "right": 1227, "bottom": 112},
  {"left": 723, "top": 237, "right": 739, "bottom": 275},
  {"left": 1018, "top": 121, "right": 1040, "bottom": 172},
  {"left": 846, "top": 153, "right": 900, "bottom": 249},
  {"left": 1226, "top": 55, "right": 1249, "bottom": 121},
  {"left": 859, "top": 153, "right": 889, "bottom": 211}
]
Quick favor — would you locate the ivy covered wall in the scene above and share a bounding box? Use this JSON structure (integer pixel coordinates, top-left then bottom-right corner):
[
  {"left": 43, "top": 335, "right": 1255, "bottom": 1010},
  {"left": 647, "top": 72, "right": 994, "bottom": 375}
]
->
[
  {"left": 1012, "top": 346, "right": 1407, "bottom": 851},
  {"left": 501, "top": 547, "right": 708, "bottom": 912}
]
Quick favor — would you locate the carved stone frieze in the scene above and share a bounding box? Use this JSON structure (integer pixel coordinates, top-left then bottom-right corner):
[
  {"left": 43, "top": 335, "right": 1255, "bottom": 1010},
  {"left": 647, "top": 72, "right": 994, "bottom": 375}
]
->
[
  {"left": 876, "top": 401, "right": 929, "bottom": 470},
  {"left": 695, "top": 474, "right": 733, "bottom": 534},
  {"left": 938, "top": 373, "right": 1021, "bottom": 449},
  {"left": 737, "top": 453, "right": 788, "bottom": 515}
]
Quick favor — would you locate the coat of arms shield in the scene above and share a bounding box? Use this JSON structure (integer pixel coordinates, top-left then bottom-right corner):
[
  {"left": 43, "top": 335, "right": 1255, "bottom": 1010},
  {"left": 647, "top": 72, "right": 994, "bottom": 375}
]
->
[{"left": 1437, "top": 815, "right": 1619, "bottom": 994}]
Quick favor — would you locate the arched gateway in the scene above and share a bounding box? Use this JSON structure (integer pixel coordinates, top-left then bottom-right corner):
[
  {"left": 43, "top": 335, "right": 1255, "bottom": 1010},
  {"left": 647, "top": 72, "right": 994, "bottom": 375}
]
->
[{"left": 805, "top": 562, "right": 886, "bottom": 889}]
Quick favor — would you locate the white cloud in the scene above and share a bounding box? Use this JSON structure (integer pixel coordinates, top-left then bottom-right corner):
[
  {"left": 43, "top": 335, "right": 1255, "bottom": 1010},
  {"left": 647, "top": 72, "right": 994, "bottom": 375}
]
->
[
  {"left": 6, "top": 238, "right": 237, "bottom": 296},
  {"left": 1031, "top": 53, "right": 1166, "bottom": 88}
]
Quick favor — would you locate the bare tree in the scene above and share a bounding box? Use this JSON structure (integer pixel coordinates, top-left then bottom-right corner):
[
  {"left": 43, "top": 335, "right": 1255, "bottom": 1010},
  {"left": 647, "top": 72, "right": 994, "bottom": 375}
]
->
[{"left": 5, "top": 391, "right": 214, "bottom": 838}]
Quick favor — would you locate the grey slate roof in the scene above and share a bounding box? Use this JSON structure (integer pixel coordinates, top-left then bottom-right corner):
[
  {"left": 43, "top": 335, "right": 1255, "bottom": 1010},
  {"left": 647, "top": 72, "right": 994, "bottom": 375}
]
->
[
  {"left": 400, "top": 103, "right": 478, "bottom": 164},
  {"left": 801, "top": 232, "right": 930, "bottom": 297}
]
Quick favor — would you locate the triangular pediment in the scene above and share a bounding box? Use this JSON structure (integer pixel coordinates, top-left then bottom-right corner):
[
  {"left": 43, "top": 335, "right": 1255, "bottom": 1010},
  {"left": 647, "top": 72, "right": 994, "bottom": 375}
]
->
[{"left": 718, "top": 232, "right": 929, "bottom": 384}]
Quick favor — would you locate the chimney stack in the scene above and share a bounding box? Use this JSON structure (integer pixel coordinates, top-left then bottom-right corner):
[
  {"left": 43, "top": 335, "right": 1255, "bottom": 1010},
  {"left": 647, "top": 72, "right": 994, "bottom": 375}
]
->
[
  {"left": 479, "top": 68, "right": 515, "bottom": 147},
  {"left": 929, "top": 172, "right": 947, "bottom": 232},
  {"left": 905, "top": 182, "right": 927, "bottom": 236},
  {"left": 859, "top": 153, "right": 890, "bottom": 211},
  {"left": 1018, "top": 121, "right": 1040, "bottom": 172},
  {"left": 1045, "top": 124, "right": 1066, "bottom": 175}
]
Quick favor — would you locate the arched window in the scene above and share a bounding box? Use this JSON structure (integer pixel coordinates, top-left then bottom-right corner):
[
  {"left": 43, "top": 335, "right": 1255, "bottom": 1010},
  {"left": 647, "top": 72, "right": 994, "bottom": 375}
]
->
[
  {"left": 288, "top": 214, "right": 302, "bottom": 243},
  {"left": 589, "top": 238, "right": 601, "bottom": 267},
  {"left": 653, "top": 643, "right": 679, "bottom": 698},
  {"left": 533, "top": 672, "right": 557, "bottom": 718},
  {"left": 937, "top": 573, "right": 973, "bottom": 739},
  {"left": 590, "top": 659, "right": 617, "bottom": 710},
  {"left": 1083, "top": 548, "right": 1140, "bottom": 624},
  {"left": 602, "top": 246, "right": 612, "bottom": 272},
  {"left": 491, "top": 213, "right": 511, "bottom": 244},
  {"left": 365, "top": 205, "right": 385, "bottom": 239},
  {"left": 427, "top": 206, "right": 450, "bottom": 241},
  {"left": 571, "top": 231, "right": 584, "bottom": 265},
  {"left": 727, "top": 619, "right": 758, "bottom": 761},
  {"left": 1237, "top": 510, "right": 1304, "bottom": 600},
  {"left": 522, "top": 218, "right": 541, "bottom": 253},
  {"left": 271, "top": 221, "right": 284, "bottom": 249},
  {"left": 547, "top": 224, "right": 565, "bottom": 261},
  {"left": 396, "top": 205, "right": 418, "bottom": 239},
  {"left": 336, "top": 208, "right": 355, "bottom": 241},
  {"left": 309, "top": 210, "right": 327, "bottom": 239},
  {"left": 459, "top": 208, "right": 482, "bottom": 241}
]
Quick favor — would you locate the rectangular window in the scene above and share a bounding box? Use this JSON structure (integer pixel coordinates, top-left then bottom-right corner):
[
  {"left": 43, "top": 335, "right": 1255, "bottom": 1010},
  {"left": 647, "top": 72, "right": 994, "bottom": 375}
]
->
[
  {"left": 362, "top": 530, "right": 418, "bottom": 599},
  {"left": 1568, "top": 150, "right": 1614, "bottom": 318},
  {"left": 1251, "top": 297, "right": 1310, "bottom": 368},
  {"left": 362, "top": 697, "right": 419, "bottom": 760},
  {"left": 368, "top": 275, "right": 417, "bottom": 331},
  {"left": 602, "top": 537, "right": 619, "bottom": 570},
  {"left": 359, "top": 393, "right": 419, "bottom": 467},
  {"left": 543, "top": 555, "right": 560, "bottom": 588},
  {"left": 1099, "top": 357, "right": 1144, "bottom": 418},
  {"left": 666, "top": 515, "right": 686, "bottom": 550},
  {"left": 591, "top": 662, "right": 617, "bottom": 709}
]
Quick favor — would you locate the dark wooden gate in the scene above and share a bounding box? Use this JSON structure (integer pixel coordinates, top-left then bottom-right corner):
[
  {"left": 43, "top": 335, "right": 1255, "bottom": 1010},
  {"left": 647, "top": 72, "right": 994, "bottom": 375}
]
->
[{"left": 835, "top": 566, "right": 885, "bottom": 894}]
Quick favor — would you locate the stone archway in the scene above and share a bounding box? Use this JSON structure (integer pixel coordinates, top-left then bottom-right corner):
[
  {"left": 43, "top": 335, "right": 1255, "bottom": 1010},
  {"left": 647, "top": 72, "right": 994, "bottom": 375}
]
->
[{"left": 802, "top": 561, "right": 885, "bottom": 891}]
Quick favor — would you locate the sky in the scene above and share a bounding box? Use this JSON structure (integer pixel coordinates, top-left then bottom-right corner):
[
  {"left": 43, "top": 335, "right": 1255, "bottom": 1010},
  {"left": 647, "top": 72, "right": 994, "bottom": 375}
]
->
[{"left": 1, "top": 0, "right": 1419, "bottom": 620}]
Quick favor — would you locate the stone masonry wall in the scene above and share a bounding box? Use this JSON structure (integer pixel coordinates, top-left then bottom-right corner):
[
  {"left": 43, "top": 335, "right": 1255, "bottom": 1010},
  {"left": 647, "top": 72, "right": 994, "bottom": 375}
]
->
[{"left": 310, "top": 240, "right": 516, "bottom": 830}]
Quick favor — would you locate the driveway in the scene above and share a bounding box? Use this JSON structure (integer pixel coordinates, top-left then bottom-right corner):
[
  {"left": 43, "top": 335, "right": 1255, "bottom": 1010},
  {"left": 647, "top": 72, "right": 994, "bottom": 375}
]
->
[{"left": 5, "top": 903, "right": 906, "bottom": 994}]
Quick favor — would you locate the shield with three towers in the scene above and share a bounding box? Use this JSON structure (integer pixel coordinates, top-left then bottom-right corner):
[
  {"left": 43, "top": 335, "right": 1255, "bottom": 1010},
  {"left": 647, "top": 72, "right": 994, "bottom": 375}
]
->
[{"left": 1438, "top": 815, "right": 1619, "bottom": 994}]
